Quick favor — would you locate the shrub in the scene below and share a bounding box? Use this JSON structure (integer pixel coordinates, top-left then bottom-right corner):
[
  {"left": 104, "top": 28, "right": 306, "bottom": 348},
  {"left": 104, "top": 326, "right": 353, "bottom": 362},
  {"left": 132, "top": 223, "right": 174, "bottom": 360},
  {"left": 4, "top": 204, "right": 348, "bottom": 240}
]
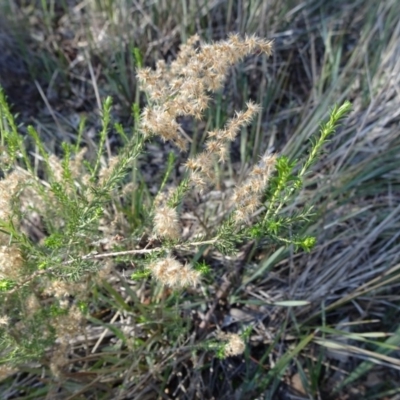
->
[{"left": 0, "top": 34, "right": 350, "bottom": 378}]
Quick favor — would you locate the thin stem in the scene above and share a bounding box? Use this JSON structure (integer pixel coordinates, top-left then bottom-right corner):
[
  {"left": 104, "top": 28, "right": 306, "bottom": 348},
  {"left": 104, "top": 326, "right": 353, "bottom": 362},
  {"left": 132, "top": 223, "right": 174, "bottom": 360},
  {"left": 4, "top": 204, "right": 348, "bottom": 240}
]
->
[{"left": 62, "top": 238, "right": 218, "bottom": 264}]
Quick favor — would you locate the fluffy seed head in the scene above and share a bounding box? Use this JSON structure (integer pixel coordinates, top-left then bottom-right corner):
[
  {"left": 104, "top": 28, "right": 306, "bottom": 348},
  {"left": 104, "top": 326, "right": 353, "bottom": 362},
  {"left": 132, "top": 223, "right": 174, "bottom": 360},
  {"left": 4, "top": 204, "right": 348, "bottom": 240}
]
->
[
  {"left": 153, "top": 205, "right": 181, "bottom": 240},
  {"left": 232, "top": 153, "right": 277, "bottom": 225},
  {"left": 149, "top": 256, "right": 201, "bottom": 288},
  {"left": 0, "top": 170, "right": 25, "bottom": 233},
  {"left": 0, "top": 245, "right": 24, "bottom": 280},
  {"left": 137, "top": 34, "right": 272, "bottom": 151},
  {"left": 218, "top": 332, "right": 246, "bottom": 357}
]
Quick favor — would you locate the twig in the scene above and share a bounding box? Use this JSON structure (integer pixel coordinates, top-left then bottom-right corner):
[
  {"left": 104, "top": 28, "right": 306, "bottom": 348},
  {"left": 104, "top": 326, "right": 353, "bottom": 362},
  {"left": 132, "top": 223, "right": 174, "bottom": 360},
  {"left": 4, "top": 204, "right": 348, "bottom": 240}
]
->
[
  {"left": 62, "top": 238, "right": 218, "bottom": 265},
  {"left": 4, "top": 238, "right": 219, "bottom": 294}
]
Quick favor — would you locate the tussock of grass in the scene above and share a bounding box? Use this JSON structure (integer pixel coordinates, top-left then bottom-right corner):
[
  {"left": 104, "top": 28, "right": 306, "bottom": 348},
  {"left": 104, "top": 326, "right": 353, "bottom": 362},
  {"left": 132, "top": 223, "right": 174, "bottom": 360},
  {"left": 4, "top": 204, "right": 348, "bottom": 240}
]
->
[{"left": 1, "top": 0, "right": 400, "bottom": 399}]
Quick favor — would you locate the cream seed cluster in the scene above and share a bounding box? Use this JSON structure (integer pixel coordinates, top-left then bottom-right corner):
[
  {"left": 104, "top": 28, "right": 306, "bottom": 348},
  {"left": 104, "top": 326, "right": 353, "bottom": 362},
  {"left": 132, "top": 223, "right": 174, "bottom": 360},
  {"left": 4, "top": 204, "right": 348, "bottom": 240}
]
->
[
  {"left": 137, "top": 33, "right": 272, "bottom": 151},
  {"left": 152, "top": 204, "right": 181, "bottom": 241},
  {"left": 149, "top": 256, "right": 201, "bottom": 288},
  {"left": 136, "top": 34, "right": 275, "bottom": 288},
  {"left": 185, "top": 100, "right": 262, "bottom": 190},
  {"left": 0, "top": 171, "right": 25, "bottom": 282},
  {"left": 233, "top": 152, "right": 277, "bottom": 224}
]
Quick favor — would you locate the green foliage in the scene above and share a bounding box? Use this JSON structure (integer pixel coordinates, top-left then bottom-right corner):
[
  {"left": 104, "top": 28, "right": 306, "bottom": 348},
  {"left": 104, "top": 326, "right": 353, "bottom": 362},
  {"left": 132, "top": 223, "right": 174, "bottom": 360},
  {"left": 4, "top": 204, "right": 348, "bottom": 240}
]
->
[
  {"left": 299, "top": 101, "right": 352, "bottom": 177},
  {"left": 193, "top": 260, "right": 211, "bottom": 275},
  {"left": 214, "top": 102, "right": 351, "bottom": 255},
  {"left": 247, "top": 103, "right": 352, "bottom": 251},
  {"left": 0, "top": 279, "right": 15, "bottom": 291},
  {"left": 0, "top": 89, "right": 31, "bottom": 172},
  {"left": 215, "top": 216, "right": 242, "bottom": 255},
  {"left": 130, "top": 269, "right": 152, "bottom": 281},
  {"left": 92, "top": 96, "right": 112, "bottom": 180},
  {"left": 0, "top": 93, "right": 147, "bottom": 366},
  {"left": 167, "top": 177, "right": 190, "bottom": 209}
]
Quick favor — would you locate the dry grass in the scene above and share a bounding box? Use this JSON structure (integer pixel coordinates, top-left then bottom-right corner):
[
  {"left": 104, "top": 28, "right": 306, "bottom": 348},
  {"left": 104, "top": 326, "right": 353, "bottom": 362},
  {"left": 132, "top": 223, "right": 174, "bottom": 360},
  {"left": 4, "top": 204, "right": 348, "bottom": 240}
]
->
[{"left": 1, "top": 0, "right": 400, "bottom": 399}]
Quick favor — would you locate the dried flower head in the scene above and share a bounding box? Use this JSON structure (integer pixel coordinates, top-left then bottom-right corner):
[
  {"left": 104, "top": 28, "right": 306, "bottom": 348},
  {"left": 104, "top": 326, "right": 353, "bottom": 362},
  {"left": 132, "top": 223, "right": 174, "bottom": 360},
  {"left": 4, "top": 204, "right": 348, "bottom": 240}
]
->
[
  {"left": 232, "top": 152, "right": 277, "bottom": 224},
  {"left": 43, "top": 279, "right": 72, "bottom": 299},
  {"left": 0, "top": 170, "right": 25, "bottom": 243},
  {"left": 153, "top": 205, "right": 181, "bottom": 240},
  {"left": 98, "top": 155, "right": 119, "bottom": 186},
  {"left": 53, "top": 304, "right": 85, "bottom": 343},
  {"left": 24, "top": 294, "right": 41, "bottom": 314},
  {"left": 149, "top": 256, "right": 201, "bottom": 288},
  {"left": 185, "top": 100, "right": 262, "bottom": 189},
  {"left": 218, "top": 332, "right": 246, "bottom": 357},
  {"left": 70, "top": 147, "right": 88, "bottom": 180},
  {"left": 0, "top": 315, "right": 10, "bottom": 327},
  {"left": 48, "top": 154, "right": 64, "bottom": 182},
  {"left": 42, "top": 279, "right": 87, "bottom": 300},
  {"left": 0, "top": 245, "right": 24, "bottom": 280},
  {"left": 137, "top": 34, "right": 272, "bottom": 151},
  {"left": 50, "top": 342, "right": 69, "bottom": 379}
]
